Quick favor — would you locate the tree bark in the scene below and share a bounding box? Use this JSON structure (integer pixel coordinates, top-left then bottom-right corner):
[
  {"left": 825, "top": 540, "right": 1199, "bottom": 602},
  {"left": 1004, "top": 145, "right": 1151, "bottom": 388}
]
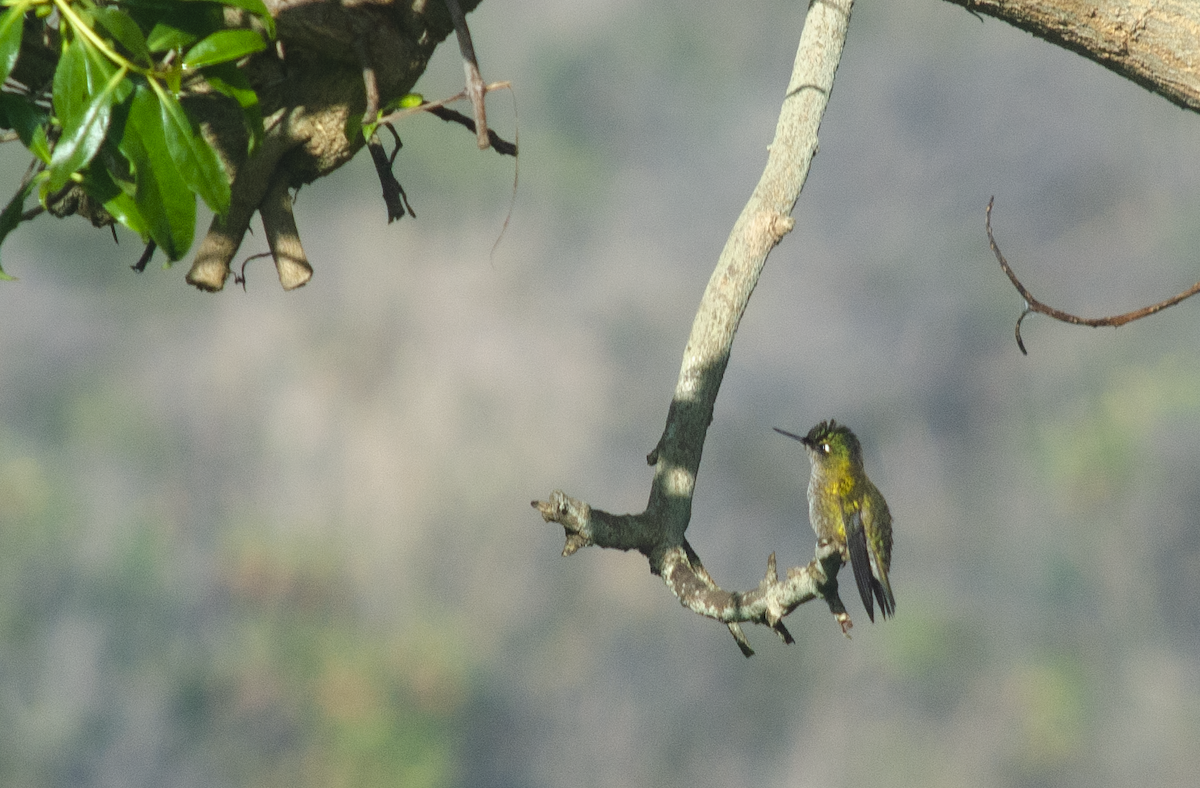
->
[
  {"left": 185, "top": 0, "right": 484, "bottom": 291},
  {"left": 947, "top": 0, "right": 1200, "bottom": 112}
]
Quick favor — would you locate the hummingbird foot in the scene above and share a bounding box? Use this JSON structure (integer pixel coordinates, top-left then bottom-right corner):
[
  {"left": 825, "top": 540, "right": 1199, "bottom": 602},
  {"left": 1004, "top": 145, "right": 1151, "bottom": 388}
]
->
[{"left": 836, "top": 611, "right": 853, "bottom": 637}]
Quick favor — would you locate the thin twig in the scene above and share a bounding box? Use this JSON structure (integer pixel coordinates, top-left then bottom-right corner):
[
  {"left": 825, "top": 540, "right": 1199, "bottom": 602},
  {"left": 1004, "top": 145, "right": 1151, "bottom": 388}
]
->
[
  {"left": 374, "top": 83, "right": 516, "bottom": 156},
  {"left": 357, "top": 56, "right": 380, "bottom": 125},
  {"left": 366, "top": 130, "right": 411, "bottom": 222},
  {"left": 443, "top": 0, "right": 490, "bottom": 149},
  {"left": 131, "top": 241, "right": 156, "bottom": 272},
  {"left": 985, "top": 197, "right": 1200, "bottom": 355},
  {"left": 478, "top": 84, "right": 519, "bottom": 263},
  {"left": 425, "top": 105, "right": 517, "bottom": 156},
  {"left": 233, "top": 251, "right": 273, "bottom": 291}
]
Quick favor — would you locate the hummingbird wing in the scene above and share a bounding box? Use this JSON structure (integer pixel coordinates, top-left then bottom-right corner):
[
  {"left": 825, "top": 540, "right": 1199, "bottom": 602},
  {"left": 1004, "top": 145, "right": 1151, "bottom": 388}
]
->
[
  {"left": 842, "top": 504, "right": 877, "bottom": 623},
  {"left": 862, "top": 490, "right": 896, "bottom": 620}
]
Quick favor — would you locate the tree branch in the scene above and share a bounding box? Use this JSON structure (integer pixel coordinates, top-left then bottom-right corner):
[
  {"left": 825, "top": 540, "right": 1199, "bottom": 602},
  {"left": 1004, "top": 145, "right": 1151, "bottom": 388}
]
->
[
  {"left": 443, "top": 0, "right": 491, "bottom": 149},
  {"left": 532, "top": 0, "right": 857, "bottom": 653},
  {"left": 947, "top": 4, "right": 1200, "bottom": 352},
  {"left": 945, "top": 0, "right": 1200, "bottom": 112},
  {"left": 366, "top": 130, "right": 412, "bottom": 223},
  {"left": 261, "top": 175, "right": 313, "bottom": 291},
  {"left": 985, "top": 198, "right": 1200, "bottom": 354},
  {"left": 183, "top": 0, "right": 484, "bottom": 291}
]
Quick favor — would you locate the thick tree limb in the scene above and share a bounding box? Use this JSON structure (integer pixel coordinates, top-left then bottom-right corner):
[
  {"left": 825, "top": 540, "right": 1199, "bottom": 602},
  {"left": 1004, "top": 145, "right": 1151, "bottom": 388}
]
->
[
  {"left": 946, "top": 0, "right": 1200, "bottom": 112},
  {"left": 178, "top": 0, "right": 484, "bottom": 291},
  {"left": 261, "top": 175, "right": 313, "bottom": 290},
  {"left": 985, "top": 198, "right": 1200, "bottom": 354},
  {"left": 533, "top": 0, "right": 857, "bottom": 653}
]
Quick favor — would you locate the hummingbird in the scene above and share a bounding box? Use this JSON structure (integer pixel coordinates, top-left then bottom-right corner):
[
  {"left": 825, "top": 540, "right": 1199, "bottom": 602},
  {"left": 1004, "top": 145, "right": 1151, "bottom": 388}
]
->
[{"left": 774, "top": 420, "right": 895, "bottom": 622}]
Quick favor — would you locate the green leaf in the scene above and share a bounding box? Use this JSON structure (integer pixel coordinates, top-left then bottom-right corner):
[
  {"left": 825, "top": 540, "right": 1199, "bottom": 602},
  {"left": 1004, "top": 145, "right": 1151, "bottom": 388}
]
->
[
  {"left": 163, "top": 61, "right": 182, "bottom": 93},
  {"left": 345, "top": 114, "right": 365, "bottom": 146},
  {"left": 28, "top": 123, "right": 50, "bottom": 163},
  {"left": 154, "top": 85, "right": 230, "bottom": 214},
  {"left": 201, "top": 61, "right": 263, "bottom": 153},
  {"left": 0, "top": 5, "right": 26, "bottom": 87},
  {"left": 144, "top": 4, "right": 225, "bottom": 53},
  {"left": 81, "top": 164, "right": 150, "bottom": 240},
  {"left": 199, "top": 62, "right": 257, "bottom": 110},
  {"left": 146, "top": 22, "right": 198, "bottom": 53},
  {"left": 118, "top": 84, "right": 195, "bottom": 260},
  {"left": 389, "top": 93, "right": 425, "bottom": 111},
  {"left": 0, "top": 177, "right": 34, "bottom": 280},
  {"left": 46, "top": 67, "right": 125, "bottom": 193},
  {"left": 80, "top": 36, "right": 134, "bottom": 105},
  {"left": 182, "top": 28, "right": 265, "bottom": 70},
  {"left": 52, "top": 36, "right": 89, "bottom": 131},
  {"left": 93, "top": 7, "right": 152, "bottom": 66},
  {"left": 0, "top": 94, "right": 51, "bottom": 161}
]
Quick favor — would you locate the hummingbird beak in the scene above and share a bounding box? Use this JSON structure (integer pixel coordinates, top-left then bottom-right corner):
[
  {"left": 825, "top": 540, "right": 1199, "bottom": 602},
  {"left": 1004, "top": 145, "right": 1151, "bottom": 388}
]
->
[{"left": 773, "top": 427, "right": 811, "bottom": 447}]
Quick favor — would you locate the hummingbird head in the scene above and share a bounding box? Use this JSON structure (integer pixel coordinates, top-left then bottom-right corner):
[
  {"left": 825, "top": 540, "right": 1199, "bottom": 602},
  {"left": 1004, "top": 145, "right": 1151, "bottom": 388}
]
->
[{"left": 774, "top": 420, "right": 863, "bottom": 470}]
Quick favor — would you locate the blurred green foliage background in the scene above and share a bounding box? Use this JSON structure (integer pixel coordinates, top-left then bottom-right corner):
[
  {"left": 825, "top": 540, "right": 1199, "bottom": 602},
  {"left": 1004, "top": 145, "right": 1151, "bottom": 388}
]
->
[{"left": 2, "top": 1, "right": 1200, "bottom": 786}]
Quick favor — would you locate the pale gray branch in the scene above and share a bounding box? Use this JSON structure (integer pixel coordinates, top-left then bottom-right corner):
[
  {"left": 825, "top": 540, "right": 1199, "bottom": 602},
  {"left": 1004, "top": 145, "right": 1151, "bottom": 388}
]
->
[{"left": 533, "top": 0, "right": 857, "bottom": 654}]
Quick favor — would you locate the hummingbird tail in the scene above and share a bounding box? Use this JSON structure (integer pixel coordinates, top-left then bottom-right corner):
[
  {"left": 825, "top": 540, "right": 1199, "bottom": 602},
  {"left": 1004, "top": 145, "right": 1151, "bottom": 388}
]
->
[{"left": 874, "top": 572, "right": 896, "bottom": 620}]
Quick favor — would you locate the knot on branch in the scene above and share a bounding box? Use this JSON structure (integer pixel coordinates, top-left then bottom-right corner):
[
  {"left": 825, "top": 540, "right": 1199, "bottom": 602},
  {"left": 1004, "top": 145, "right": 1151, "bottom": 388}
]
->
[
  {"left": 532, "top": 491, "right": 594, "bottom": 556},
  {"left": 769, "top": 213, "right": 795, "bottom": 242},
  {"left": 760, "top": 552, "right": 789, "bottom": 629}
]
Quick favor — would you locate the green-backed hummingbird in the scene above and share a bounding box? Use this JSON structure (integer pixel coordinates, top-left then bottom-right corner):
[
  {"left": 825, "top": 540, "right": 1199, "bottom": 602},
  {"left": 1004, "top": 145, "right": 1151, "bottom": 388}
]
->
[{"left": 775, "top": 420, "right": 895, "bottom": 622}]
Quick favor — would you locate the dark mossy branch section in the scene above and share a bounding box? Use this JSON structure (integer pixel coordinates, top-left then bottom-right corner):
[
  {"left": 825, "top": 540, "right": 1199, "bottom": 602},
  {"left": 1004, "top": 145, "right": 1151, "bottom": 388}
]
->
[{"left": 0, "top": 0, "right": 502, "bottom": 290}]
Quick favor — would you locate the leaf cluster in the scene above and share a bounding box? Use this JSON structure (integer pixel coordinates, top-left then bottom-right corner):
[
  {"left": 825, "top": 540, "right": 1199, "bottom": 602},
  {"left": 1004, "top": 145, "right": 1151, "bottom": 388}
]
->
[{"left": 0, "top": 0, "right": 274, "bottom": 278}]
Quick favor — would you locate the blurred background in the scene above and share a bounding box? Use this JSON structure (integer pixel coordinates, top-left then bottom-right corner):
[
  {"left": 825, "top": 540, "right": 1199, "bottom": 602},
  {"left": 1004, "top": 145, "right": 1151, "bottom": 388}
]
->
[{"left": 2, "top": 0, "right": 1200, "bottom": 785}]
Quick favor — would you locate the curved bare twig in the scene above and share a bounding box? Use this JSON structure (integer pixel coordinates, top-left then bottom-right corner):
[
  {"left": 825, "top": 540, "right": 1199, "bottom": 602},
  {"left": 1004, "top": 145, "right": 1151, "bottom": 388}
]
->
[{"left": 985, "top": 197, "right": 1200, "bottom": 355}]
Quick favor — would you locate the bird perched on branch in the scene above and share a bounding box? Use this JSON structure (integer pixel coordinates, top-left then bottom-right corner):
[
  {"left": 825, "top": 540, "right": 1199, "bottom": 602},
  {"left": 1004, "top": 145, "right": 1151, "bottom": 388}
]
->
[{"left": 775, "top": 420, "right": 895, "bottom": 622}]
